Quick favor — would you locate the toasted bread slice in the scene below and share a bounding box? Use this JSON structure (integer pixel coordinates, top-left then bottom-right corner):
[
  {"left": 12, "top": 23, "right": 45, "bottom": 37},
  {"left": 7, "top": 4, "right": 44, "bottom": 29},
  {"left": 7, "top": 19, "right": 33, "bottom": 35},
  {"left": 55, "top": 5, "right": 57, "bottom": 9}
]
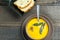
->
[
  {"left": 14, "top": 0, "right": 32, "bottom": 9},
  {"left": 18, "top": 0, "right": 35, "bottom": 12}
]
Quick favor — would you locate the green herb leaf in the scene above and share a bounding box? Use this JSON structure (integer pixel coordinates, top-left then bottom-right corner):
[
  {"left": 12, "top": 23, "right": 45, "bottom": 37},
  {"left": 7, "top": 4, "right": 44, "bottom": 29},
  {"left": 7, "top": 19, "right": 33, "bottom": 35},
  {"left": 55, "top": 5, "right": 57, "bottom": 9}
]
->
[
  {"left": 40, "top": 23, "right": 45, "bottom": 34},
  {"left": 33, "top": 23, "right": 40, "bottom": 26},
  {"left": 33, "top": 22, "right": 43, "bottom": 26}
]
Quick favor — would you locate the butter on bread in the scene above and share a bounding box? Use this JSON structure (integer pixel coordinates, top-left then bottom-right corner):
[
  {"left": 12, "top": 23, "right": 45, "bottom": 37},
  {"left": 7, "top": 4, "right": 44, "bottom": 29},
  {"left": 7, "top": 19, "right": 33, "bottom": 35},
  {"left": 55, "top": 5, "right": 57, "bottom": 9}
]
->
[{"left": 14, "top": 0, "right": 32, "bottom": 9}]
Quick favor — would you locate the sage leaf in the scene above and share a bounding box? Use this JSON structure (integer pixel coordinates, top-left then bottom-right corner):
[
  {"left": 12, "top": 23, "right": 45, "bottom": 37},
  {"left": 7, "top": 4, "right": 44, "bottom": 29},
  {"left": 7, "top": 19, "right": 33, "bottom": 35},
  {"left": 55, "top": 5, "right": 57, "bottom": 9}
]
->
[{"left": 40, "top": 23, "right": 45, "bottom": 34}]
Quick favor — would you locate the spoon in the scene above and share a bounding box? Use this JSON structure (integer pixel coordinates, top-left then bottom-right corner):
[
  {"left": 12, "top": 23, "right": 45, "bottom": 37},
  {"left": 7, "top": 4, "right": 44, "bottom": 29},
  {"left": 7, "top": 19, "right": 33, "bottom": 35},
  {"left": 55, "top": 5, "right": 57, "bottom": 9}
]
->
[{"left": 37, "top": 5, "right": 40, "bottom": 23}]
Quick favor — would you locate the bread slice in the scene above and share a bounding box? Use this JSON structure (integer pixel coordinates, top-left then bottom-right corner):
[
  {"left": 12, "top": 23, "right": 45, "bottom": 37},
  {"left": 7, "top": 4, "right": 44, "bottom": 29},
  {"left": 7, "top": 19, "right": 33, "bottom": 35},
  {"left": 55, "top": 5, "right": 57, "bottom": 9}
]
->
[
  {"left": 18, "top": 0, "right": 35, "bottom": 12},
  {"left": 14, "top": 0, "right": 32, "bottom": 9}
]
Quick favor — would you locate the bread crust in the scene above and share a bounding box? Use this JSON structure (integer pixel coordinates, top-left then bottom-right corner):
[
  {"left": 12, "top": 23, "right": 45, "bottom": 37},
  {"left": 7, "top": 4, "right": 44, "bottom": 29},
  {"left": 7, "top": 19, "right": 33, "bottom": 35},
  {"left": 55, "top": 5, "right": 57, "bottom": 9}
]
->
[
  {"left": 18, "top": 0, "right": 35, "bottom": 12},
  {"left": 14, "top": 0, "right": 32, "bottom": 9}
]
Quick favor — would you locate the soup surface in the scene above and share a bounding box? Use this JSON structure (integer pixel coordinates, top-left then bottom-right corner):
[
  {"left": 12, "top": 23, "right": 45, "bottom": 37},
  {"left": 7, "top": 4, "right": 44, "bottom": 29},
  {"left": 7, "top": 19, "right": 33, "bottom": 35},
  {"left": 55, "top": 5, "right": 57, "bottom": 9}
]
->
[{"left": 25, "top": 18, "right": 49, "bottom": 40}]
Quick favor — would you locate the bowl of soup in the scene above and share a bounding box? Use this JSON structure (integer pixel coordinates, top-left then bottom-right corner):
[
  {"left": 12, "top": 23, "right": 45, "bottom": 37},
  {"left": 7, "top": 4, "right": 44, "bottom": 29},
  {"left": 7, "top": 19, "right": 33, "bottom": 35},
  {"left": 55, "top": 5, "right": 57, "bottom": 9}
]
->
[{"left": 20, "top": 13, "right": 53, "bottom": 40}]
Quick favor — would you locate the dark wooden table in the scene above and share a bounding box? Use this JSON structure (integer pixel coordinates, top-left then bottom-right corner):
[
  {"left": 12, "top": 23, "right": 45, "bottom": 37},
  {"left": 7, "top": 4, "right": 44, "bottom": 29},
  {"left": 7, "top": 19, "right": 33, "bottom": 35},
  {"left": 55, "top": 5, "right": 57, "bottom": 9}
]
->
[{"left": 0, "top": 0, "right": 60, "bottom": 40}]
